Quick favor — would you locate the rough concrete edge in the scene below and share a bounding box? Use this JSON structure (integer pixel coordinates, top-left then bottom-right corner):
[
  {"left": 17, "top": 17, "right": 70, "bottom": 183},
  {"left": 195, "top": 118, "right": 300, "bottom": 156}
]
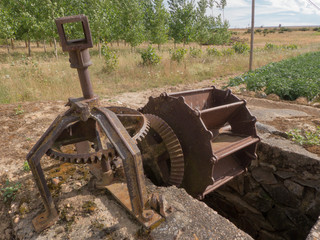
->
[
  {"left": 257, "top": 128, "right": 320, "bottom": 165},
  {"left": 242, "top": 96, "right": 320, "bottom": 117},
  {"left": 257, "top": 124, "right": 320, "bottom": 239}
]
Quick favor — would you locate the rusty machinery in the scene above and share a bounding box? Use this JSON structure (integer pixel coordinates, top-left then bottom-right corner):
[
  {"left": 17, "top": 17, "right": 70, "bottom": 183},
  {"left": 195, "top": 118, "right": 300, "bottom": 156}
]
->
[{"left": 27, "top": 15, "right": 259, "bottom": 232}]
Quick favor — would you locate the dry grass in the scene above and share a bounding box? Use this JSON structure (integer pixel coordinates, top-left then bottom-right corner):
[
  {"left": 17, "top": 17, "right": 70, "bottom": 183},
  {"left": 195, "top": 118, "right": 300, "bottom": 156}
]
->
[{"left": 0, "top": 29, "right": 319, "bottom": 104}]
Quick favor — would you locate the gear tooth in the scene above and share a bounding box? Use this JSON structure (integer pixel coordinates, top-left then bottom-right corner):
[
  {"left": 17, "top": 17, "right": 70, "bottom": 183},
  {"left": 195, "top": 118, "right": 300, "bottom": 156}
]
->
[{"left": 143, "top": 114, "right": 185, "bottom": 187}]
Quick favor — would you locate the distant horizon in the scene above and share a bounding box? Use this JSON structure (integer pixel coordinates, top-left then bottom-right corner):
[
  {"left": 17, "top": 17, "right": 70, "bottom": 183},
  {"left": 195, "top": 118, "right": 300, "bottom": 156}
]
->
[{"left": 229, "top": 24, "right": 320, "bottom": 29}]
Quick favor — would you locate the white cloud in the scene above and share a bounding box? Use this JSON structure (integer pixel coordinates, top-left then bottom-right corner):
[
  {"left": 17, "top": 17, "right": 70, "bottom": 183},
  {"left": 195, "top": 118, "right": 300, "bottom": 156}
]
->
[{"left": 221, "top": 0, "right": 320, "bottom": 27}]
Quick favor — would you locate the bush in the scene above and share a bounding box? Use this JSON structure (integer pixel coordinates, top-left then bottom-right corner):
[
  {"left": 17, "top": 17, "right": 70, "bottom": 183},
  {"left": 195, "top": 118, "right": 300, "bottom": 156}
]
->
[
  {"left": 279, "top": 27, "right": 292, "bottom": 32},
  {"left": 140, "top": 46, "right": 161, "bottom": 66},
  {"left": 264, "top": 43, "right": 298, "bottom": 51},
  {"left": 232, "top": 42, "right": 249, "bottom": 54},
  {"left": 189, "top": 47, "right": 202, "bottom": 58},
  {"left": 101, "top": 44, "right": 118, "bottom": 72},
  {"left": 263, "top": 29, "right": 269, "bottom": 36},
  {"left": 264, "top": 43, "right": 279, "bottom": 50},
  {"left": 298, "top": 27, "right": 309, "bottom": 31},
  {"left": 207, "top": 47, "right": 222, "bottom": 56},
  {"left": 170, "top": 48, "right": 187, "bottom": 63},
  {"left": 221, "top": 48, "right": 235, "bottom": 56},
  {"left": 283, "top": 44, "right": 298, "bottom": 50}
]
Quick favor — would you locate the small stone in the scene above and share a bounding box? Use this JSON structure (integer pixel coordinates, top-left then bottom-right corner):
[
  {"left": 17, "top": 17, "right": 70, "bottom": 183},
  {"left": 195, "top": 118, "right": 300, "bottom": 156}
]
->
[
  {"left": 293, "top": 178, "right": 320, "bottom": 191},
  {"left": 55, "top": 226, "right": 64, "bottom": 234},
  {"left": 295, "top": 97, "right": 308, "bottom": 104},
  {"left": 266, "top": 94, "right": 280, "bottom": 101},
  {"left": 274, "top": 170, "right": 296, "bottom": 179},
  {"left": 285, "top": 208, "right": 311, "bottom": 226},
  {"left": 10, "top": 203, "right": 18, "bottom": 213},
  {"left": 267, "top": 207, "right": 294, "bottom": 231},
  {"left": 52, "top": 177, "right": 60, "bottom": 186},
  {"left": 313, "top": 103, "right": 320, "bottom": 108},
  {"left": 60, "top": 184, "right": 70, "bottom": 193},
  {"left": 244, "top": 189, "right": 273, "bottom": 213},
  {"left": 252, "top": 167, "right": 277, "bottom": 185},
  {"left": 66, "top": 204, "right": 71, "bottom": 208},
  {"left": 13, "top": 216, "right": 19, "bottom": 224},
  {"left": 284, "top": 180, "right": 304, "bottom": 198},
  {"left": 5, "top": 229, "right": 12, "bottom": 239},
  {"left": 75, "top": 182, "right": 82, "bottom": 187},
  {"left": 255, "top": 91, "right": 267, "bottom": 98},
  {"left": 262, "top": 184, "right": 300, "bottom": 208}
]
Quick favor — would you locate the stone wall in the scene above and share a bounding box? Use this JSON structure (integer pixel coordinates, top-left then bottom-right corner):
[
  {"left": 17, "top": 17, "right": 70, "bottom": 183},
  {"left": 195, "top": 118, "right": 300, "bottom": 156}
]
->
[{"left": 204, "top": 135, "right": 320, "bottom": 240}]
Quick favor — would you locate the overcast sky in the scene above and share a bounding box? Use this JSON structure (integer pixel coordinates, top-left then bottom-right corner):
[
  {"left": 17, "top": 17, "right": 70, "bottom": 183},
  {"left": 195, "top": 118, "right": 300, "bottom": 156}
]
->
[
  {"left": 219, "top": 0, "right": 320, "bottom": 28},
  {"left": 166, "top": 0, "right": 320, "bottom": 28}
]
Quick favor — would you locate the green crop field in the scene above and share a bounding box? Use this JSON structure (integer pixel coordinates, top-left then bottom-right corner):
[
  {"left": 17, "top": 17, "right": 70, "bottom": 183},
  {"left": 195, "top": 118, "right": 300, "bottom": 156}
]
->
[{"left": 227, "top": 51, "right": 320, "bottom": 101}]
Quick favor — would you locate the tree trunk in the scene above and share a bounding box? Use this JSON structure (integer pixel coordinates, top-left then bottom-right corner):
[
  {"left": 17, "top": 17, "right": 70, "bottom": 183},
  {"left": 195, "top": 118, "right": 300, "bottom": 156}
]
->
[
  {"left": 6, "top": 38, "right": 10, "bottom": 54},
  {"left": 53, "top": 38, "right": 58, "bottom": 58},
  {"left": 25, "top": 40, "right": 28, "bottom": 48},
  {"left": 98, "top": 40, "right": 101, "bottom": 58},
  {"left": 174, "top": 42, "right": 176, "bottom": 49},
  {"left": 28, "top": 39, "right": 31, "bottom": 56},
  {"left": 36, "top": 41, "right": 40, "bottom": 48},
  {"left": 117, "top": 40, "right": 119, "bottom": 46},
  {"left": 49, "top": 41, "right": 52, "bottom": 47},
  {"left": 11, "top": 39, "right": 14, "bottom": 49},
  {"left": 43, "top": 40, "right": 47, "bottom": 53},
  {"left": 158, "top": 44, "right": 161, "bottom": 51}
]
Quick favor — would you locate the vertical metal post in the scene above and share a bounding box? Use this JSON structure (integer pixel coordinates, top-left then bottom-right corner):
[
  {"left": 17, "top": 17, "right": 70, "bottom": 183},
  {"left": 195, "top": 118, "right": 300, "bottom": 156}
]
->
[{"left": 249, "top": 0, "right": 255, "bottom": 71}]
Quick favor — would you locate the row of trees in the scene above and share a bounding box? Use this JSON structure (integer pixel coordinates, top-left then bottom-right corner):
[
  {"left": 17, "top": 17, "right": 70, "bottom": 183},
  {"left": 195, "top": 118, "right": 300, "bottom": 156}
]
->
[{"left": 0, "top": 0, "right": 229, "bottom": 56}]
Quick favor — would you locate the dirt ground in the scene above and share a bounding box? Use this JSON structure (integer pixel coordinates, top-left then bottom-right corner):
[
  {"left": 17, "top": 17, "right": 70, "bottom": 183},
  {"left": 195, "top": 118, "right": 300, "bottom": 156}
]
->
[{"left": 0, "top": 79, "right": 319, "bottom": 239}]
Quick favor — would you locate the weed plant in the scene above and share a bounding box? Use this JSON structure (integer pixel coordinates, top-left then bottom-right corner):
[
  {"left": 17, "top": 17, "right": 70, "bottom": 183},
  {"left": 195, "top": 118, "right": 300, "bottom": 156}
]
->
[
  {"left": 170, "top": 48, "right": 187, "bottom": 63},
  {"left": 287, "top": 127, "right": 320, "bottom": 146},
  {"left": 232, "top": 42, "right": 249, "bottom": 54},
  {"left": 140, "top": 46, "right": 161, "bottom": 66},
  {"left": 101, "top": 44, "right": 118, "bottom": 72},
  {"left": 207, "top": 47, "right": 222, "bottom": 56},
  {"left": 189, "top": 47, "right": 202, "bottom": 58},
  {"left": 1, "top": 179, "right": 21, "bottom": 203}
]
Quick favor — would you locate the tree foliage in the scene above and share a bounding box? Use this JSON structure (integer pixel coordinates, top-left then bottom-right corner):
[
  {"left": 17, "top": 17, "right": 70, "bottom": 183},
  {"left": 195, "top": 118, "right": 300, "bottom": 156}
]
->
[{"left": 0, "top": 0, "right": 230, "bottom": 51}]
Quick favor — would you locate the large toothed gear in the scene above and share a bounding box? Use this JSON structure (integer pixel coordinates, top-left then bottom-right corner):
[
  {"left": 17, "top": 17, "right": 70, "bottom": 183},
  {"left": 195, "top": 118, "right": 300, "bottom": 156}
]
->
[
  {"left": 138, "top": 114, "right": 184, "bottom": 187},
  {"left": 46, "top": 107, "right": 150, "bottom": 164}
]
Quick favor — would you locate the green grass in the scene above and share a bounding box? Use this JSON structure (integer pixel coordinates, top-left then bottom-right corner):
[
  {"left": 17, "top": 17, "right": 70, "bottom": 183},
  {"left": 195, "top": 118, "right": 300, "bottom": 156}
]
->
[
  {"left": 0, "top": 38, "right": 319, "bottom": 104},
  {"left": 227, "top": 51, "right": 320, "bottom": 101}
]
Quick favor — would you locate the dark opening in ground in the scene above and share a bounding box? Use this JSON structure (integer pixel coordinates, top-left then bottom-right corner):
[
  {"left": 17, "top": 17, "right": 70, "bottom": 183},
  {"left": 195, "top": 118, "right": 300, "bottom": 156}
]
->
[{"left": 203, "top": 143, "right": 320, "bottom": 240}]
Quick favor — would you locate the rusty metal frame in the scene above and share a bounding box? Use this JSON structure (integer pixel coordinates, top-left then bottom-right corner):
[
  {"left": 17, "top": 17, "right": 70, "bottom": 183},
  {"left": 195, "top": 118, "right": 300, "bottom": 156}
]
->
[{"left": 27, "top": 15, "right": 164, "bottom": 232}]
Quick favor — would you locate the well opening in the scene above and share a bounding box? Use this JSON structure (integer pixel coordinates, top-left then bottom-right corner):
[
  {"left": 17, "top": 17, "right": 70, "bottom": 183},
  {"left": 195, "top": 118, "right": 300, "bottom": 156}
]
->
[{"left": 203, "top": 142, "right": 320, "bottom": 240}]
